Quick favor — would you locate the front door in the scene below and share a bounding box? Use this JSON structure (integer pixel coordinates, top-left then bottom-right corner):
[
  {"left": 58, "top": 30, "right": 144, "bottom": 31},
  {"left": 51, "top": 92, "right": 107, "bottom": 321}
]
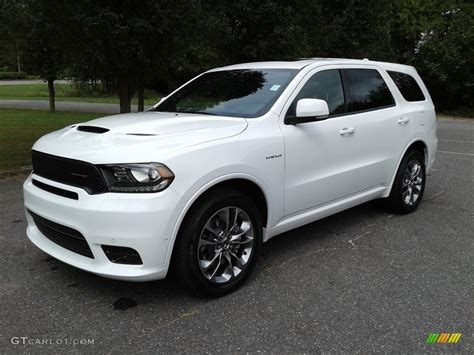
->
[{"left": 280, "top": 68, "right": 362, "bottom": 217}]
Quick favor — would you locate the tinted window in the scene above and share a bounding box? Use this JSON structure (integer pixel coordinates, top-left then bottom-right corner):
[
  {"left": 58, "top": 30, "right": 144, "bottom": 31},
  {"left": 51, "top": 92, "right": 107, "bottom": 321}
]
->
[
  {"left": 388, "top": 71, "right": 425, "bottom": 102},
  {"left": 286, "top": 69, "right": 345, "bottom": 117},
  {"left": 345, "top": 69, "right": 395, "bottom": 112},
  {"left": 154, "top": 69, "right": 297, "bottom": 118}
]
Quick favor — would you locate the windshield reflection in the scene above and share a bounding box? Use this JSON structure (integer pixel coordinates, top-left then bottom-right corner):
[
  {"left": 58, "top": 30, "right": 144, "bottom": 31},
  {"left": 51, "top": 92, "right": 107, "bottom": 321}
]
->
[{"left": 153, "top": 69, "right": 297, "bottom": 118}]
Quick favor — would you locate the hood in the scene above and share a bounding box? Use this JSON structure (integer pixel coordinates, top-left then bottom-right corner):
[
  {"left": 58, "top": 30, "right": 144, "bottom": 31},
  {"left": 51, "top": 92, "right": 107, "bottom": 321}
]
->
[{"left": 32, "top": 111, "right": 248, "bottom": 164}]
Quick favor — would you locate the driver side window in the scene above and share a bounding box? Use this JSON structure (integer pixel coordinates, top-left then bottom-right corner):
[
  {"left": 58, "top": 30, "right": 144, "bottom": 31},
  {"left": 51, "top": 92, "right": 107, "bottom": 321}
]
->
[{"left": 286, "top": 69, "right": 346, "bottom": 118}]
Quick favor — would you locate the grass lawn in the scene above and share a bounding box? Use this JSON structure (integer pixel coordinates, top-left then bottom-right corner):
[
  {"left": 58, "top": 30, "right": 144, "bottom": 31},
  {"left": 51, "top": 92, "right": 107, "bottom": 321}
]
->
[
  {"left": 0, "top": 109, "right": 103, "bottom": 172},
  {"left": 0, "top": 83, "right": 159, "bottom": 106}
]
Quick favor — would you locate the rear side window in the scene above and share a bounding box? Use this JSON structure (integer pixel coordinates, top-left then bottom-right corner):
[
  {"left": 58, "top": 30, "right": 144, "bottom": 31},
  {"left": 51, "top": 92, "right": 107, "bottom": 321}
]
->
[
  {"left": 286, "top": 69, "right": 346, "bottom": 118},
  {"left": 344, "top": 69, "right": 395, "bottom": 112},
  {"left": 387, "top": 71, "right": 425, "bottom": 102}
]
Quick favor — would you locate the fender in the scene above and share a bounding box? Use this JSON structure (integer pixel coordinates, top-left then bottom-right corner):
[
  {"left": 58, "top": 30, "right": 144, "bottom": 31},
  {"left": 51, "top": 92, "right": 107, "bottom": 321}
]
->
[
  {"left": 382, "top": 137, "right": 429, "bottom": 198},
  {"left": 163, "top": 172, "right": 272, "bottom": 266}
]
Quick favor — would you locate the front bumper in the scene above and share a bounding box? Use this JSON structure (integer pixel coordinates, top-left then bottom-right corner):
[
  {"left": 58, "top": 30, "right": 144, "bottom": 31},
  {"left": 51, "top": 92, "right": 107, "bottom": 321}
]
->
[{"left": 23, "top": 173, "right": 182, "bottom": 281}]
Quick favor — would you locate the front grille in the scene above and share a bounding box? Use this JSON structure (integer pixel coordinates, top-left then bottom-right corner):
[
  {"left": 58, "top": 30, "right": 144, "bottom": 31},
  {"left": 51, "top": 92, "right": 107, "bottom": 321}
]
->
[
  {"left": 31, "top": 150, "right": 108, "bottom": 194},
  {"left": 28, "top": 210, "right": 94, "bottom": 258}
]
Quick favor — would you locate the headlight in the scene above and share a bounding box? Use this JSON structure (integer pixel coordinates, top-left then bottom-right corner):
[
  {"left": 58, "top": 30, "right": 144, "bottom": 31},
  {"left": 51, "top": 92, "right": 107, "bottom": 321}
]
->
[{"left": 99, "top": 163, "right": 174, "bottom": 193}]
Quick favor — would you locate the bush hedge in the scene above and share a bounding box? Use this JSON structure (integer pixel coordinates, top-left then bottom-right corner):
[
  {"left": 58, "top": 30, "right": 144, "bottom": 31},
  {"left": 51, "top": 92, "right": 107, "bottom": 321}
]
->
[{"left": 0, "top": 71, "right": 27, "bottom": 80}]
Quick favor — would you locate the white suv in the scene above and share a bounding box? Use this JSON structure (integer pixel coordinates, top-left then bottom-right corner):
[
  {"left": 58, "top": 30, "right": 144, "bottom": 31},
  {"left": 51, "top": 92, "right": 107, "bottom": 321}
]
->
[{"left": 24, "top": 58, "right": 437, "bottom": 295}]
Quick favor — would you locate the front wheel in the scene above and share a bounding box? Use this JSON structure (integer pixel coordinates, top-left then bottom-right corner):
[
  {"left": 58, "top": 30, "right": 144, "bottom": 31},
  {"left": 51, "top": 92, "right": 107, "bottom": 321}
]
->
[
  {"left": 385, "top": 149, "right": 426, "bottom": 214},
  {"left": 172, "top": 189, "right": 262, "bottom": 296}
]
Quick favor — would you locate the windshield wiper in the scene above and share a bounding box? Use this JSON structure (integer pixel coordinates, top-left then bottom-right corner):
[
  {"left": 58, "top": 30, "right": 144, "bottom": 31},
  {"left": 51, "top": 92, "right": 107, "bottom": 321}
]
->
[{"left": 173, "top": 110, "right": 220, "bottom": 116}]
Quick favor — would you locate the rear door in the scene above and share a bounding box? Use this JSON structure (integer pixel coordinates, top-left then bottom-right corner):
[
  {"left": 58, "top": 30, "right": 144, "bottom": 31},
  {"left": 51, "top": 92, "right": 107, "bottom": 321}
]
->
[{"left": 340, "top": 66, "right": 412, "bottom": 191}]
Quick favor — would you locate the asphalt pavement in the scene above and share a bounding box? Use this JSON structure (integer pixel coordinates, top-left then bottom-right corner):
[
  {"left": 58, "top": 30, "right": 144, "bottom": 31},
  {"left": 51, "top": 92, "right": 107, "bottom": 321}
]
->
[
  {"left": 0, "top": 118, "right": 472, "bottom": 353},
  {"left": 0, "top": 99, "right": 141, "bottom": 114},
  {"left": 0, "top": 78, "right": 145, "bottom": 113}
]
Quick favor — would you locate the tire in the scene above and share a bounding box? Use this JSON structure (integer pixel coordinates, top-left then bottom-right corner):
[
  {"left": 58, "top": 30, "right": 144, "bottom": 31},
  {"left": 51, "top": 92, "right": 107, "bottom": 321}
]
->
[
  {"left": 171, "top": 188, "right": 262, "bottom": 296},
  {"left": 385, "top": 149, "right": 426, "bottom": 214}
]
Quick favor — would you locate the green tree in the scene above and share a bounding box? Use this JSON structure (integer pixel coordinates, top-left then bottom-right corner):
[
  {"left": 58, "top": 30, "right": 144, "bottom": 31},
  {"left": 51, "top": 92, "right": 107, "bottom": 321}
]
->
[
  {"left": 316, "top": 0, "right": 396, "bottom": 60},
  {"left": 208, "top": 0, "right": 397, "bottom": 63},
  {"left": 1, "top": 0, "right": 471, "bottom": 114},
  {"left": 415, "top": 4, "right": 473, "bottom": 109},
  {"left": 391, "top": 0, "right": 473, "bottom": 110},
  {"left": 22, "top": 0, "right": 70, "bottom": 112},
  {"left": 210, "top": 0, "right": 309, "bottom": 63},
  {"left": 66, "top": 1, "right": 215, "bottom": 113},
  {"left": 0, "top": 0, "right": 29, "bottom": 72},
  {"left": 65, "top": 1, "right": 156, "bottom": 113}
]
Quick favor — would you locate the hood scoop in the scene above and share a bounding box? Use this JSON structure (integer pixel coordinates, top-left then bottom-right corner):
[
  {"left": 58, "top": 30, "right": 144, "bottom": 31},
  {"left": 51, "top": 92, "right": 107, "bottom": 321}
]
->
[{"left": 76, "top": 125, "right": 109, "bottom": 134}]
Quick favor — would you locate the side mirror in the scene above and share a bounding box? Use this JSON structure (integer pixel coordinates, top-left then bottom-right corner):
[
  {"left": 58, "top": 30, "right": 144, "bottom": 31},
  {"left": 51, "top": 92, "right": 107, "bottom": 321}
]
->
[{"left": 286, "top": 98, "right": 329, "bottom": 125}]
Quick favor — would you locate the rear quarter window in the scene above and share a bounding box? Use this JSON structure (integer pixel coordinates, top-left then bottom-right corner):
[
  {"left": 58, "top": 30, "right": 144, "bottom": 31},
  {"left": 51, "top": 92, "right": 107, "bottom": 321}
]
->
[{"left": 387, "top": 71, "right": 426, "bottom": 102}]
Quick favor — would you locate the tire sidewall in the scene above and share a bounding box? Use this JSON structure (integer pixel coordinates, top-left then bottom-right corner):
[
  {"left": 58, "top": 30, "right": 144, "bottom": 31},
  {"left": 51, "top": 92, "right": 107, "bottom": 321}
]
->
[
  {"left": 392, "top": 150, "right": 426, "bottom": 213},
  {"left": 177, "top": 190, "right": 263, "bottom": 295}
]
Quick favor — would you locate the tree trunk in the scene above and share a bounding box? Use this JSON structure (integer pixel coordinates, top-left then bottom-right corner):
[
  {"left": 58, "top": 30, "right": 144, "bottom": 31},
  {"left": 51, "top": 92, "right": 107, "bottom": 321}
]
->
[
  {"left": 16, "top": 41, "right": 21, "bottom": 73},
  {"left": 118, "top": 80, "right": 132, "bottom": 113},
  {"left": 137, "top": 84, "right": 144, "bottom": 112},
  {"left": 47, "top": 79, "right": 55, "bottom": 112}
]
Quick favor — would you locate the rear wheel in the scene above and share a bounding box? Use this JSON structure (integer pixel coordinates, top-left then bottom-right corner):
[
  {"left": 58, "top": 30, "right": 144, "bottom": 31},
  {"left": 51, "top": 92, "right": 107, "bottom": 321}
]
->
[
  {"left": 385, "top": 149, "right": 426, "bottom": 214},
  {"left": 172, "top": 189, "right": 262, "bottom": 296}
]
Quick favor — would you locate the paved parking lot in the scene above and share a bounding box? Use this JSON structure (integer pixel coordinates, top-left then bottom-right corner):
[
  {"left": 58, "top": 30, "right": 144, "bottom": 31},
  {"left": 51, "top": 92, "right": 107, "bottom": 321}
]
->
[{"left": 0, "top": 118, "right": 472, "bottom": 353}]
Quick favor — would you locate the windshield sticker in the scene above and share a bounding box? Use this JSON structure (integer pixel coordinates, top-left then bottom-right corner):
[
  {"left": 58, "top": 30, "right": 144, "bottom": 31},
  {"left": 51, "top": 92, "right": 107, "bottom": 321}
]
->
[{"left": 270, "top": 84, "right": 281, "bottom": 91}]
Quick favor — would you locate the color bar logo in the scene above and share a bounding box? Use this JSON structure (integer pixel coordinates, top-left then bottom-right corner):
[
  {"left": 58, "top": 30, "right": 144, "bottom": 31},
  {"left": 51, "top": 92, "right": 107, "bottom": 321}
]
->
[{"left": 426, "top": 333, "right": 462, "bottom": 344}]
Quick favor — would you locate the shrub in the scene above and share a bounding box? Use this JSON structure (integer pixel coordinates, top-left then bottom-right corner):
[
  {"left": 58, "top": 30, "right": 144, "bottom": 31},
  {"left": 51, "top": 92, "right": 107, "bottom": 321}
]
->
[
  {"left": 70, "top": 81, "right": 110, "bottom": 97},
  {"left": 0, "top": 71, "right": 27, "bottom": 80}
]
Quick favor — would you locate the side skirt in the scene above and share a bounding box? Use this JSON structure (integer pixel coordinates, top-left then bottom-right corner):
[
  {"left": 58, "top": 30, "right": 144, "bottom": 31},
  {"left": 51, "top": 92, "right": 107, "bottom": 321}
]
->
[{"left": 263, "top": 186, "right": 387, "bottom": 242}]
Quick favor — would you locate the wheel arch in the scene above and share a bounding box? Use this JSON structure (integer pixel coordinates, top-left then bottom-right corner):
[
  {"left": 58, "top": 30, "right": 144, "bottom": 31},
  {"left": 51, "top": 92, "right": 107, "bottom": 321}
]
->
[
  {"left": 407, "top": 140, "right": 428, "bottom": 162},
  {"left": 192, "top": 179, "right": 269, "bottom": 226},
  {"left": 385, "top": 138, "right": 428, "bottom": 197},
  {"left": 164, "top": 174, "right": 270, "bottom": 266}
]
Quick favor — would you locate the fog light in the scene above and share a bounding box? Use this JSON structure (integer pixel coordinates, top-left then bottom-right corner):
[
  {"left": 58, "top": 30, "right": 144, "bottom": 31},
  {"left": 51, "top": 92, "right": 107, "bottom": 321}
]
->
[{"left": 102, "top": 245, "right": 143, "bottom": 265}]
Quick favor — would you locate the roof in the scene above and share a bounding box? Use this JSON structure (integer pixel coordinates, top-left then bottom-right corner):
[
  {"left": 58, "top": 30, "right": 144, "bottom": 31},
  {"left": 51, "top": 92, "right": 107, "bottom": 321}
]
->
[{"left": 212, "top": 58, "right": 416, "bottom": 73}]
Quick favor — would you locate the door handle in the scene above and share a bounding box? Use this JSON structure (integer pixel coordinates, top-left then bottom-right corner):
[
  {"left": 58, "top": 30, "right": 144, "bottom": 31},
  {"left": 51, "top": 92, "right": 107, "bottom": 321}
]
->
[
  {"left": 339, "top": 127, "right": 355, "bottom": 136},
  {"left": 398, "top": 117, "right": 410, "bottom": 125}
]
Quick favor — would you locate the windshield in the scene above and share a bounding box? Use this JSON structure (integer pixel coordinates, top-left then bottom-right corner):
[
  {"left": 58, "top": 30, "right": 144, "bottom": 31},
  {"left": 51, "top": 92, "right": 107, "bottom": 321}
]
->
[{"left": 153, "top": 69, "right": 298, "bottom": 118}]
